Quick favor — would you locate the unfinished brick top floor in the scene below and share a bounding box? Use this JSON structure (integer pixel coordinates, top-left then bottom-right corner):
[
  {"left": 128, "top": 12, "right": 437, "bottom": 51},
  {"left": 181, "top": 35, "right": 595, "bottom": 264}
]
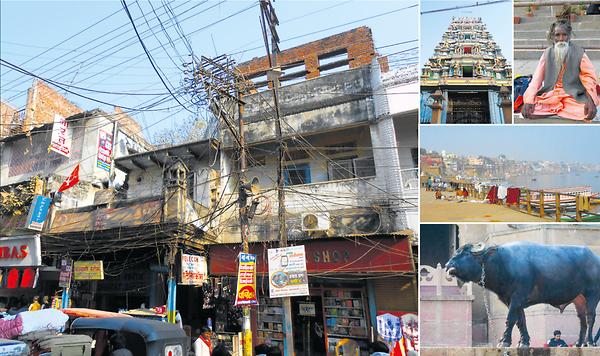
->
[{"left": 236, "top": 26, "right": 376, "bottom": 87}]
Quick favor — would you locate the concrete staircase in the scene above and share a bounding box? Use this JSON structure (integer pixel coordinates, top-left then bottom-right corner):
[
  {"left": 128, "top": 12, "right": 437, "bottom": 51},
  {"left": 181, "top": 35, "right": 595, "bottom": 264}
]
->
[{"left": 514, "top": 2, "right": 600, "bottom": 74}]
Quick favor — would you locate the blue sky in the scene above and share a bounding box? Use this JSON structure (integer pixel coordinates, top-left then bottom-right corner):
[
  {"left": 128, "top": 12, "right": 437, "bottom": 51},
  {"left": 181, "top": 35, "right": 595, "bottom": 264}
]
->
[
  {"left": 420, "top": 0, "right": 513, "bottom": 67},
  {"left": 0, "top": 0, "right": 418, "bottom": 142},
  {"left": 421, "top": 126, "right": 600, "bottom": 165}
]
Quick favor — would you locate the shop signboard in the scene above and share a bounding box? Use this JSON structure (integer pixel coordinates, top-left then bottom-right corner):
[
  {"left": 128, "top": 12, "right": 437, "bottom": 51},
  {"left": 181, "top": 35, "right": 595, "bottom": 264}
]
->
[
  {"left": 49, "top": 114, "right": 72, "bottom": 157},
  {"left": 208, "top": 237, "right": 413, "bottom": 275},
  {"left": 234, "top": 253, "right": 258, "bottom": 306},
  {"left": 73, "top": 261, "right": 104, "bottom": 280},
  {"left": 0, "top": 235, "right": 42, "bottom": 267},
  {"left": 25, "top": 195, "right": 52, "bottom": 231},
  {"left": 96, "top": 129, "right": 113, "bottom": 172},
  {"left": 59, "top": 259, "right": 72, "bottom": 287},
  {"left": 267, "top": 245, "right": 309, "bottom": 298},
  {"left": 180, "top": 253, "right": 207, "bottom": 285},
  {"left": 298, "top": 302, "right": 316, "bottom": 316}
]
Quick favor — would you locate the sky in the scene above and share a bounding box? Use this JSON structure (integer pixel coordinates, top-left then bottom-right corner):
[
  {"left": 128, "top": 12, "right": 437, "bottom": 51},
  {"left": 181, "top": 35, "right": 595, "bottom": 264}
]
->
[
  {"left": 420, "top": 0, "right": 513, "bottom": 68},
  {"left": 420, "top": 126, "right": 600, "bottom": 165},
  {"left": 0, "top": 0, "right": 419, "bottom": 143}
]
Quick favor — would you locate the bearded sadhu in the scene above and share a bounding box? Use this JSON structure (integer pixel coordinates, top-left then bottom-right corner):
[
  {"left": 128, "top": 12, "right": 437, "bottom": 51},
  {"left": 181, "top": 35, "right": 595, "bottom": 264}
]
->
[{"left": 522, "top": 20, "right": 599, "bottom": 121}]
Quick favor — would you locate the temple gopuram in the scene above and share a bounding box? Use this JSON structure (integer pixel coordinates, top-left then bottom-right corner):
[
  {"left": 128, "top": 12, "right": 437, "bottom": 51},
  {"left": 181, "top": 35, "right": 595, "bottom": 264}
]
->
[{"left": 420, "top": 17, "right": 512, "bottom": 124}]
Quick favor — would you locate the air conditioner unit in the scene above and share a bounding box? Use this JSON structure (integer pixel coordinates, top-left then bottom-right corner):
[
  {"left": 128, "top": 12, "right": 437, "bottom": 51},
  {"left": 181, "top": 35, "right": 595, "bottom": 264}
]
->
[{"left": 301, "top": 212, "right": 330, "bottom": 231}]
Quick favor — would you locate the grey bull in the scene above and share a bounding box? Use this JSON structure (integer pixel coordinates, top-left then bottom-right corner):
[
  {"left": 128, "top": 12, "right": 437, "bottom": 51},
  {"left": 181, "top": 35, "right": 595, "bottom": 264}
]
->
[{"left": 445, "top": 241, "right": 600, "bottom": 347}]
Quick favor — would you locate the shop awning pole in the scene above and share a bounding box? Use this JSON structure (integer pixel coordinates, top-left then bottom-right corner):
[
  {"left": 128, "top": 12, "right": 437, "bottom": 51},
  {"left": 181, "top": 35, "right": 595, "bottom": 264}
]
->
[
  {"left": 166, "top": 277, "right": 177, "bottom": 324},
  {"left": 61, "top": 287, "right": 70, "bottom": 309}
]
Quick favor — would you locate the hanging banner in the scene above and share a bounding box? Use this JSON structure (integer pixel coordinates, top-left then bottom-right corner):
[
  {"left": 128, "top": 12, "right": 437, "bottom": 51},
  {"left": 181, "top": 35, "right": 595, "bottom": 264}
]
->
[
  {"left": 49, "top": 114, "right": 72, "bottom": 157},
  {"left": 268, "top": 245, "right": 309, "bottom": 298},
  {"left": 96, "top": 129, "right": 113, "bottom": 172},
  {"left": 377, "top": 311, "right": 419, "bottom": 353},
  {"left": 180, "top": 254, "right": 207, "bottom": 285},
  {"left": 25, "top": 195, "right": 52, "bottom": 231},
  {"left": 234, "top": 253, "right": 258, "bottom": 306},
  {"left": 58, "top": 259, "right": 72, "bottom": 287},
  {"left": 73, "top": 260, "right": 104, "bottom": 280}
]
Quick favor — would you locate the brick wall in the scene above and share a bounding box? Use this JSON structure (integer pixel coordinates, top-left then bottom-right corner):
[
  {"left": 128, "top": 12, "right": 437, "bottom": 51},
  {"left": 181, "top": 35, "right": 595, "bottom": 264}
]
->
[
  {"left": 236, "top": 26, "right": 376, "bottom": 80},
  {"left": 0, "top": 100, "right": 19, "bottom": 138},
  {"left": 112, "top": 106, "right": 151, "bottom": 149},
  {"left": 377, "top": 56, "right": 390, "bottom": 73},
  {"left": 22, "top": 80, "right": 82, "bottom": 132}
]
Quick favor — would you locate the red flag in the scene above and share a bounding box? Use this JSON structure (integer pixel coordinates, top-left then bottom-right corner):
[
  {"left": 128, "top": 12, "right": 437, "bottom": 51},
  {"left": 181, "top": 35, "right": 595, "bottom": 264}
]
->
[{"left": 58, "top": 164, "right": 80, "bottom": 192}]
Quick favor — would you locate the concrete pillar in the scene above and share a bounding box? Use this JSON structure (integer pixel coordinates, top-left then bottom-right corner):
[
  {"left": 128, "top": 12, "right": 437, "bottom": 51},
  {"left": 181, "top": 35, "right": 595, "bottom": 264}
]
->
[
  {"left": 429, "top": 90, "right": 445, "bottom": 124},
  {"left": 499, "top": 87, "right": 513, "bottom": 124},
  {"left": 369, "top": 115, "right": 406, "bottom": 231}
]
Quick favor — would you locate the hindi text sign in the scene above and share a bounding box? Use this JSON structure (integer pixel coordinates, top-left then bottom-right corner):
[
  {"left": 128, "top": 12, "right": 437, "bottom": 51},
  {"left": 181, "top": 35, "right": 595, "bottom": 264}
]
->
[
  {"left": 49, "top": 114, "right": 72, "bottom": 157},
  {"left": 73, "top": 261, "right": 104, "bottom": 280},
  {"left": 180, "top": 254, "right": 207, "bottom": 285},
  {"left": 234, "top": 253, "right": 258, "bottom": 306}
]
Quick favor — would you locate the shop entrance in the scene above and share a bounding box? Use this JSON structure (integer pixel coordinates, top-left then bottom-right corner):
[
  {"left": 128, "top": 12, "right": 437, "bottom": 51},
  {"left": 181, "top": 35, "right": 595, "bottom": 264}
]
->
[{"left": 292, "top": 296, "right": 326, "bottom": 356}]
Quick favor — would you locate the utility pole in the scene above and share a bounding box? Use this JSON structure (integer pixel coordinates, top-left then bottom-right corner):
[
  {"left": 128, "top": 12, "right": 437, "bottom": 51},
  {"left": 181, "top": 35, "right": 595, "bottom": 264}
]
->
[
  {"left": 191, "top": 55, "right": 255, "bottom": 356},
  {"left": 259, "top": 1, "right": 294, "bottom": 355}
]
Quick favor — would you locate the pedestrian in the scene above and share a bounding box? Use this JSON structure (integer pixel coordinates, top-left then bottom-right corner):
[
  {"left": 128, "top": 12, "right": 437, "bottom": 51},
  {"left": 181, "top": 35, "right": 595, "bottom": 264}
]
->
[
  {"left": 255, "top": 344, "right": 270, "bottom": 356},
  {"left": 548, "top": 330, "right": 569, "bottom": 347},
  {"left": 109, "top": 332, "right": 133, "bottom": 356},
  {"left": 369, "top": 340, "right": 390, "bottom": 356},
  {"left": 211, "top": 341, "right": 231, "bottom": 356},
  {"left": 41, "top": 296, "right": 51, "bottom": 309},
  {"left": 28, "top": 296, "right": 41, "bottom": 311},
  {"left": 194, "top": 327, "right": 212, "bottom": 356}
]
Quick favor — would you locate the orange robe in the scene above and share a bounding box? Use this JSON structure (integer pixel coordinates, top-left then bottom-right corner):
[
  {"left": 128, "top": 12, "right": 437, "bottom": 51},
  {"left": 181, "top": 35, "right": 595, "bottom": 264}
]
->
[{"left": 524, "top": 53, "right": 599, "bottom": 120}]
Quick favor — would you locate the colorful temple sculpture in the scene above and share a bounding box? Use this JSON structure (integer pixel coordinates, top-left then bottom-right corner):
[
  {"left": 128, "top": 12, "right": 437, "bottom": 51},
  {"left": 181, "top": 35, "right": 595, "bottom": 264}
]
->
[{"left": 420, "top": 17, "right": 512, "bottom": 124}]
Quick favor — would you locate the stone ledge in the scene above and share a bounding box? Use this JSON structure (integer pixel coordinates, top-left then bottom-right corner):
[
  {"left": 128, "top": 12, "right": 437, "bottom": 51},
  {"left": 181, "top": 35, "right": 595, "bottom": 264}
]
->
[
  {"left": 421, "top": 295, "right": 475, "bottom": 301},
  {"left": 421, "top": 347, "right": 600, "bottom": 356}
]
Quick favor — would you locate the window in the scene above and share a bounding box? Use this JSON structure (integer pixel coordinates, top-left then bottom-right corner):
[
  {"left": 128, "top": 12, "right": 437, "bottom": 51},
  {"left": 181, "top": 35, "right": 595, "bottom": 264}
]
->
[
  {"left": 318, "top": 49, "right": 350, "bottom": 76},
  {"left": 411, "top": 148, "right": 419, "bottom": 168},
  {"left": 328, "top": 158, "right": 355, "bottom": 180},
  {"left": 353, "top": 156, "right": 376, "bottom": 177},
  {"left": 463, "top": 47, "right": 472, "bottom": 54},
  {"left": 284, "top": 164, "right": 311, "bottom": 186},
  {"left": 327, "top": 156, "right": 376, "bottom": 181},
  {"left": 462, "top": 66, "right": 473, "bottom": 77},
  {"left": 187, "top": 173, "right": 195, "bottom": 198}
]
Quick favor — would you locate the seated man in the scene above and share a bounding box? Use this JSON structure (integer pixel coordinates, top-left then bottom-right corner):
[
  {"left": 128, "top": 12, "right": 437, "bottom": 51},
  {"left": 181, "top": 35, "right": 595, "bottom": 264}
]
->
[
  {"left": 522, "top": 20, "right": 599, "bottom": 121},
  {"left": 547, "top": 330, "right": 568, "bottom": 347}
]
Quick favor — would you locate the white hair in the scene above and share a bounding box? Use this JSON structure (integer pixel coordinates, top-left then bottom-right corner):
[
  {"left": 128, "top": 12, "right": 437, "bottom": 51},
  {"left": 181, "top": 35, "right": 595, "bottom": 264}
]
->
[{"left": 553, "top": 41, "right": 569, "bottom": 69}]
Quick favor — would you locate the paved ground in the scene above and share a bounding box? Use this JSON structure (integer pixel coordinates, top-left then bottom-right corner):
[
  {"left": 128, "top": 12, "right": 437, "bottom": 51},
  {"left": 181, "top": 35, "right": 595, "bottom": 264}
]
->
[
  {"left": 420, "top": 189, "right": 548, "bottom": 222},
  {"left": 514, "top": 114, "right": 600, "bottom": 124},
  {"left": 421, "top": 347, "right": 600, "bottom": 356}
]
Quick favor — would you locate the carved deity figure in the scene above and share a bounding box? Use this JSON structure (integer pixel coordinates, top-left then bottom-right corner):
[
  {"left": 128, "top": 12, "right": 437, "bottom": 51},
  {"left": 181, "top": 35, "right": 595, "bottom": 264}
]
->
[
  {"left": 453, "top": 61, "right": 461, "bottom": 77},
  {"left": 475, "top": 60, "right": 485, "bottom": 76}
]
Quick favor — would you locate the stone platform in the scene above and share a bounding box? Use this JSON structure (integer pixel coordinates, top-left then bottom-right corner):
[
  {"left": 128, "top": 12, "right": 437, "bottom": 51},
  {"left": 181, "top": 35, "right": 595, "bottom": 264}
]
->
[{"left": 421, "top": 348, "right": 600, "bottom": 356}]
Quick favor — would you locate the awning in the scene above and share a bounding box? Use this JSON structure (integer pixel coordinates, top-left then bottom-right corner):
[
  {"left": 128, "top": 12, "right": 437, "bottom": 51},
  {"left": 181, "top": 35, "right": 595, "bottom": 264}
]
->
[
  {"left": 208, "top": 236, "right": 413, "bottom": 275},
  {"left": 114, "top": 139, "right": 218, "bottom": 172}
]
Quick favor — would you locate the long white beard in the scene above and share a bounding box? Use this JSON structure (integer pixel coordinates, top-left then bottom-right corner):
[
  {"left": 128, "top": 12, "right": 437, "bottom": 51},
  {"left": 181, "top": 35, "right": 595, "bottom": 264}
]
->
[{"left": 553, "top": 42, "right": 569, "bottom": 68}]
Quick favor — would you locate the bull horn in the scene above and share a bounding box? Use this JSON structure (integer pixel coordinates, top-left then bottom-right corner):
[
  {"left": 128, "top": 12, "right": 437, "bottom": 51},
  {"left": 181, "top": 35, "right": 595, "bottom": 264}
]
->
[{"left": 471, "top": 242, "right": 487, "bottom": 255}]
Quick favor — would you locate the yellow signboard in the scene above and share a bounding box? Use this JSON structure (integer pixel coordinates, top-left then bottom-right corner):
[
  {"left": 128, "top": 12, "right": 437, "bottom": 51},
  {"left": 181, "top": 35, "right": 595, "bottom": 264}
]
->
[{"left": 73, "top": 261, "right": 104, "bottom": 280}]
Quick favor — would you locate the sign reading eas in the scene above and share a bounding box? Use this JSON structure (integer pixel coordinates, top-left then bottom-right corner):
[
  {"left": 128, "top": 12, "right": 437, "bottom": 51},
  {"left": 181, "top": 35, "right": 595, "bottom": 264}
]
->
[{"left": 0, "top": 245, "right": 28, "bottom": 259}]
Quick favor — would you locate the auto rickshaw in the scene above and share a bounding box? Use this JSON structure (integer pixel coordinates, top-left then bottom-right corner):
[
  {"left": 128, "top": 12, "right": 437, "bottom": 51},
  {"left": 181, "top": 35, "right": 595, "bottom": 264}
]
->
[{"left": 70, "top": 317, "right": 190, "bottom": 356}]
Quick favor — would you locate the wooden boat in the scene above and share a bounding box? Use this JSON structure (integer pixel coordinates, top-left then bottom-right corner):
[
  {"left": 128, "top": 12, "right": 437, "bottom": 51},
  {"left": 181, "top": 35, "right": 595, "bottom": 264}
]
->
[{"left": 530, "top": 186, "right": 598, "bottom": 204}]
